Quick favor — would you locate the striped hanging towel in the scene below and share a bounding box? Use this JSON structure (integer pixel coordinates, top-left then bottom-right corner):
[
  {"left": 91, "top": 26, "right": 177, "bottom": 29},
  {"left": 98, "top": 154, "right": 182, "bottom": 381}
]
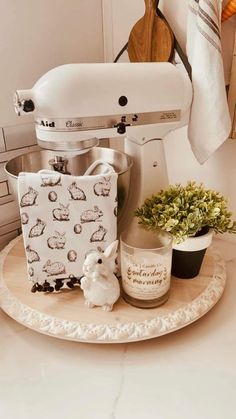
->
[{"left": 187, "top": 0, "right": 231, "bottom": 163}]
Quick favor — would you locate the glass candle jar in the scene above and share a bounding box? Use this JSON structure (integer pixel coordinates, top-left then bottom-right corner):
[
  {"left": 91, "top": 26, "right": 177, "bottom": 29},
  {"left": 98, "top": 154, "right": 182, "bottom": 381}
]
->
[{"left": 120, "top": 225, "right": 172, "bottom": 308}]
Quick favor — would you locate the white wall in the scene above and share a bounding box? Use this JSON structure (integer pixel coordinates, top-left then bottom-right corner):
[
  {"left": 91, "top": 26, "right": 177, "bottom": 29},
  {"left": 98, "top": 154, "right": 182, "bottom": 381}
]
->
[
  {"left": 0, "top": 0, "right": 104, "bottom": 128},
  {"left": 103, "top": 0, "right": 236, "bottom": 242},
  {"left": 0, "top": 0, "right": 104, "bottom": 249}
]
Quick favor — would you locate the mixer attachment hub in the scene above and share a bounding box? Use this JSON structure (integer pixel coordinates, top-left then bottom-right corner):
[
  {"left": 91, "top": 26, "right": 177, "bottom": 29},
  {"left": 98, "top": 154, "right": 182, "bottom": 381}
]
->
[{"left": 48, "top": 156, "right": 70, "bottom": 174}]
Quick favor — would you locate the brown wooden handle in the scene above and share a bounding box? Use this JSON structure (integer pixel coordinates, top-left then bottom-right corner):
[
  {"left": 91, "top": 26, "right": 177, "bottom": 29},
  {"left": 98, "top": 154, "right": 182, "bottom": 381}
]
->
[
  {"left": 128, "top": 0, "right": 174, "bottom": 62},
  {"left": 144, "top": 0, "right": 157, "bottom": 13}
]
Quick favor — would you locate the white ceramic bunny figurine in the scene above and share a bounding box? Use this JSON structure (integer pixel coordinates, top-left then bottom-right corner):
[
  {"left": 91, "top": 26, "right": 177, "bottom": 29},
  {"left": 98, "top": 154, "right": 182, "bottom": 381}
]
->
[{"left": 80, "top": 240, "right": 120, "bottom": 311}]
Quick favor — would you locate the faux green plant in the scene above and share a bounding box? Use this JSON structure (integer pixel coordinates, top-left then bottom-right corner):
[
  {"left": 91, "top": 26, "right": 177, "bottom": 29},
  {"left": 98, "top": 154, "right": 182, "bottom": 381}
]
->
[{"left": 134, "top": 181, "right": 236, "bottom": 244}]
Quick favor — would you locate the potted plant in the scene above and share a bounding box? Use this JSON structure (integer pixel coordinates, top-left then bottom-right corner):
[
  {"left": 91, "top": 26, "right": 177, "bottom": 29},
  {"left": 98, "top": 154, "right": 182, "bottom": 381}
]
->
[{"left": 134, "top": 181, "right": 236, "bottom": 279}]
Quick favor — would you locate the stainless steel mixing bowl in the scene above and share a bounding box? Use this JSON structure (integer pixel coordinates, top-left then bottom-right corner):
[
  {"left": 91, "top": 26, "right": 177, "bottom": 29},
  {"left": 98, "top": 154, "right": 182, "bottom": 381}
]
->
[{"left": 5, "top": 147, "right": 133, "bottom": 221}]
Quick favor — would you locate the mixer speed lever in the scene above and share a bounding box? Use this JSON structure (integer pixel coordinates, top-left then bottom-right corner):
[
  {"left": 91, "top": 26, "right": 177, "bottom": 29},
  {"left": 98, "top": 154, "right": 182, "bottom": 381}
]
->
[{"left": 115, "top": 122, "right": 130, "bottom": 134}]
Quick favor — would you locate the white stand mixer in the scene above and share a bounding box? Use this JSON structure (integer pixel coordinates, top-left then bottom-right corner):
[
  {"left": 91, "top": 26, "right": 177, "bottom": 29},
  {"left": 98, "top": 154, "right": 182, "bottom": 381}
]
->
[{"left": 14, "top": 62, "right": 192, "bottom": 231}]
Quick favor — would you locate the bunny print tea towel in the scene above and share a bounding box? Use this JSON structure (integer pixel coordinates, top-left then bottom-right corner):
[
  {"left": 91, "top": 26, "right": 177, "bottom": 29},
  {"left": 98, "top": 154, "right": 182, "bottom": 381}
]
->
[{"left": 18, "top": 170, "right": 118, "bottom": 288}]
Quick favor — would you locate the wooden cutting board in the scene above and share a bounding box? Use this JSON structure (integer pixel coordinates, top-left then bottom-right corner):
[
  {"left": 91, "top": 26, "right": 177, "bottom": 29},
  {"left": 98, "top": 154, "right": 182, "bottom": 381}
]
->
[{"left": 127, "top": 0, "right": 174, "bottom": 62}]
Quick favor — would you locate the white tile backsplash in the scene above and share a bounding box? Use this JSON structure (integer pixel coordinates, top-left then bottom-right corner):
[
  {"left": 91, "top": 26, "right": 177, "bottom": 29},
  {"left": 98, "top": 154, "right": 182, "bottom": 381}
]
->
[
  {"left": 0, "top": 181, "right": 8, "bottom": 198},
  {"left": 0, "top": 128, "right": 5, "bottom": 152},
  {"left": 0, "top": 229, "right": 19, "bottom": 251},
  {"left": 0, "top": 195, "right": 13, "bottom": 206},
  {"left": 3, "top": 123, "right": 37, "bottom": 151},
  {"left": 0, "top": 144, "right": 40, "bottom": 163},
  {"left": 0, "top": 162, "right": 8, "bottom": 181},
  {"left": 0, "top": 127, "right": 22, "bottom": 243},
  {"left": 0, "top": 219, "right": 21, "bottom": 236},
  {"left": 0, "top": 142, "right": 41, "bottom": 229},
  {"left": 0, "top": 200, "right": 20, "bottom": 227}
]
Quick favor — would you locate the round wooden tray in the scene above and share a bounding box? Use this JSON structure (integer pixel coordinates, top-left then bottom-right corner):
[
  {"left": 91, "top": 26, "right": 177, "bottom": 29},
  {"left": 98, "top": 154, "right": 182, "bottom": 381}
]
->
[{"left": 0, "top": 236, "right": 226, "bottom": 343}]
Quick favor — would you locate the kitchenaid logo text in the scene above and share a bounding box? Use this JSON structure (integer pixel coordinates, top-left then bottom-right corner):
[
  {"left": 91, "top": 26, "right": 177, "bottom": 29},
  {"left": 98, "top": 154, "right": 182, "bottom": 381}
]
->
[
  {"left": 37, "top": 119, "right": 84, "bottom": 130},
  {"left": 40, "top": 120, "right": 55, "bottom": 127}
]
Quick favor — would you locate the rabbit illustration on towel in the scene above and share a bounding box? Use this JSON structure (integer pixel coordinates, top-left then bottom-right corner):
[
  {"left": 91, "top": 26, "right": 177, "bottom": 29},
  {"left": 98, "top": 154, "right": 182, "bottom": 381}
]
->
[
  {"left": 80, "top": 206, "right": 103, "bottom": 223},
  {"left": 20, "top": 187, "right": 38, "bottom": 207},
  {"left": 43, "top": 260, "right": 66, "bottom": 276},
  {"left": 67, "top": 182, "right": 86, "bottom": 200},
  {"left": 29, "top": 218, "right": 46, "bottom": 238},
  {"left": 41, "top": 174, "right": 61, "bottom": 187},
  {"left": 90, "top": 225, "right": 107, "bottom": 242},
  {"left": 93, "top": 177, "right": 111, "bottom": 197},
  {"left": 52, "top": 203, "right": 70, "bottom": 221},
  {"left": 47, "top": 231, "right": 66, "bottom": 249},
  {"left": 21, "top": 212, "right": 29, "bottom": 225},
  {"left": 80, "top": 240, "right": 120, "bottom": 311},
  {"left": 26, "top": 245, "right": 40, "bottom": 263}
]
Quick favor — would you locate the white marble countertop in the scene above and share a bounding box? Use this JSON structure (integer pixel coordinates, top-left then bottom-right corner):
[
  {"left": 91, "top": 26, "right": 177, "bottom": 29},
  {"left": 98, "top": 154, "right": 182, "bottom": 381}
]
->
[{"left": 1, "top": 238, "right": 236, "bottom": 419}]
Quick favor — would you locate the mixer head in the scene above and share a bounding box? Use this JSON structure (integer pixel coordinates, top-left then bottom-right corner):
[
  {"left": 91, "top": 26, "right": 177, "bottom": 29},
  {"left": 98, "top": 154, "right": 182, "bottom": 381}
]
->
[{"left": 14, "top": 62, "right": 192, "bottom": 152}]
